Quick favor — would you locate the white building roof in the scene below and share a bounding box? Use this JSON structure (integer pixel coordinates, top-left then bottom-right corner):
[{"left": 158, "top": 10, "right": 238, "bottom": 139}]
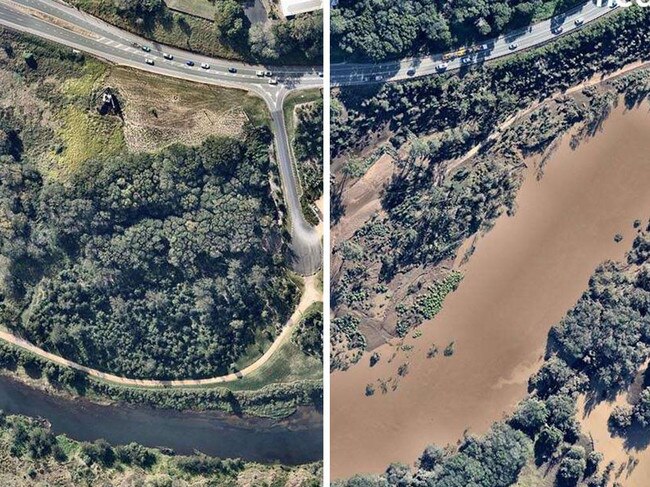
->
[{"left": 279, "top": 0, "right": 322, "bottom": 17}]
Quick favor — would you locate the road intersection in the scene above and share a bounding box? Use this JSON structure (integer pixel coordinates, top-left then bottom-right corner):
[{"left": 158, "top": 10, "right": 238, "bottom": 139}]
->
[{"left": 0, "top": 0, "right": 323, "bottom": 274}]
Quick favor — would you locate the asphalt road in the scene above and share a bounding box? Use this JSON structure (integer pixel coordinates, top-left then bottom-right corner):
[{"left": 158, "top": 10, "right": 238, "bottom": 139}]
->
[
  {"left": 331, "top": 1, "right": 619, "bottom": 86},
  {"left": 0, "top": 0, "right": 323, "bottom": 275}
]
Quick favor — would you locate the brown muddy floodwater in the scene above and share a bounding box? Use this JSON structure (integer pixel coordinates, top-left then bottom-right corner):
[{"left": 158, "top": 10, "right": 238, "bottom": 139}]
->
[
  {"left": 331, "top": 104, "right": 650, "bottom": 479},
  {"left": 577, "top": 395, "right": 650, "bottom": 486}
]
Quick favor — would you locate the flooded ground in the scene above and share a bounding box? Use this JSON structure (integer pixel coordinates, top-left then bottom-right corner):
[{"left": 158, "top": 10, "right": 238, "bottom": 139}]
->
[
  {"left": 577, "top": 395, "right": 650, "bottom": 486},
  {"left": 331, "top": 104, "right": 650, "bottom": 479}
]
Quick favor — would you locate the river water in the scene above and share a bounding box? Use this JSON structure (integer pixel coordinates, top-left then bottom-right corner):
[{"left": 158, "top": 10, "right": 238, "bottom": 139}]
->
[
  {"left": 331, "top": 104, "right": 650, "bottom": 478},
  {"left": 0, "top": 375, "right": 322, "bottom": 464}
]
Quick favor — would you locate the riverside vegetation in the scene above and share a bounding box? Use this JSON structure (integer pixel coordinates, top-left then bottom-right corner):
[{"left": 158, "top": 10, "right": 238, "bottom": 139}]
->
[
  {"left": 334, "top": 211, "right": 650, "bottom": 487},
  {"left": 0, "top": 29, "right": 321, "bottom": 417},
  {"left": 331, "top": 6, "right": 650, "bottom": 370},
  {"left": 0, "top": 411, "right": 322, "bottom": 486}
]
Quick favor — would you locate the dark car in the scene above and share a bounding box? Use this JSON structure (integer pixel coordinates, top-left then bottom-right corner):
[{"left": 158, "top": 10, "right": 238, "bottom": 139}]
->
[
  {"left": 186, "top": 60, "right": 195, "bottom": 66},
  {"left": 228, "top": 67, "right": 237, "bottom": 73}
]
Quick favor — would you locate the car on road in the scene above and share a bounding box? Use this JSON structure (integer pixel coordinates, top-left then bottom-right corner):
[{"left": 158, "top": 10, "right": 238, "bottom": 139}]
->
[
  {"left": 141, "top": 46, "right": 151, "bottom": 52},
  {"left": 265, "top": 71, "right": 273, "bottom": 77},
  {"left": 552, "top": 26, "right": 563, "bottom": 35},
  {"left": 256, "top": 70, "right": 264, "bottom": 77},
  {"left": 509, "top": 42, "right": 518, "bottom": 50},
  {"left": 163, "top": 53, "right": 173, "bottom": 60},
  {"left": 374, "top": 75, "right": 383, "bottom": 81},
  {"left": 575, "top": 17, "right": 584, "bottom": 26},
  {"left": 268, "top": 78, "right": 278, "bottom": 85},
  {"left": 436, "top": 62, "right": 448, "bottom": 71},
  {"left": 145, "top": 58, "right": 154, "bottom": 65},
  {"left": 317, "top": 71, "right": 323, "bottom": 77},
  {"left": 461, "top": 56, "right": 473, "bottom": 65},
  {"left": 407, "top": 67, "right": 416, "bottom": 76},
  {"left": 228, "top": 67, "right": 237, "bottom": 73},
  {"left": 201, "top": 62, "right": 210, "bottom": 69},
  {"left": 186, "top": 60, "right": 194, "bottom": 66}
]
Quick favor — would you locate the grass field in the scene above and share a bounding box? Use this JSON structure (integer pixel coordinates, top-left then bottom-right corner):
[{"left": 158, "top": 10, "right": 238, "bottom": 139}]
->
[
  {"left": 71, "top": 0, "right": 242, "bottom": 60},
  {"left": 223, "top": 334, "right": 322, "bottom": 392},
  {"left": 108, "top": 66, "right": 269, "bottom": 152},
  {"left": 165, "top": 0, "right": 215, "bottom": 20},
  {"left": 54, "top": 105, "right": 125, "bottom": 177}
]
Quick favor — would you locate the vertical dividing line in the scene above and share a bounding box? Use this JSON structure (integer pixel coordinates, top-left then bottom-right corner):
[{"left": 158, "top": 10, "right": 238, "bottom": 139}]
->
[{"left": 323, "top": 0, "right": 331, "bottom": 484}]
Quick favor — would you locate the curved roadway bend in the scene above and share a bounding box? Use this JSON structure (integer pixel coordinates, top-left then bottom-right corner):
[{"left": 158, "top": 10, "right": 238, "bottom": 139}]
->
[
  {"left": 331, "top": 1, "right": 618, "bottom": 86},
  {"left": 0, "top": 0, "right": 323, "bottom": 276}
]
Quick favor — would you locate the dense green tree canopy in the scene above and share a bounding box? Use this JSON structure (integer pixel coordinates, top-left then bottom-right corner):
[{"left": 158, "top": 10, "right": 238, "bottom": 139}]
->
[
  {"left": 0, "top": 124, "right": 299, "bottom": 380},
  {"left": 214, "top": 0, "right": 248, "bottom": 43},
  {"left": 332, "top": 0, "right": 583, "bottom": 61}
]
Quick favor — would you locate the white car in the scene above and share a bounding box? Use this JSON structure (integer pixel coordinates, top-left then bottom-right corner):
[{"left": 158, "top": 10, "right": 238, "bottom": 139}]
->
[
  {"left": 436, "top": 62, "right": 448, "bottom": 71},
  {"left": 374, "top": 75, "right": 383, "bottom": 81},
  {"left": 268, "top": 78, "right": 278, "bottom": 85},
  {"left": 163, "top": 53, "right": 173, "bottom": 60},
  {"left": 145, "top": 58, "right": 154, "bottom": 66},
  {"left": 256, "top": 70, "right": 264, "bottom": 77},
  {"left": 200, "top": 62, "right": 210, "bottom": 70},
  {"left": 509, "top": 42, "right": 518, "bottom": 50},
  {"left": 461, "top": 56, "right": 473, "bottom": 65},
  {"left": 575, "top": 17, "right": 584, "bottom": 26}
]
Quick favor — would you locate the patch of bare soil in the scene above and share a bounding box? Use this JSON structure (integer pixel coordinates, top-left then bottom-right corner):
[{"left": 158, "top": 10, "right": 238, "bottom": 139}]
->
[{"left": 108, "top": 67, "right": 249, "bottom": 152}]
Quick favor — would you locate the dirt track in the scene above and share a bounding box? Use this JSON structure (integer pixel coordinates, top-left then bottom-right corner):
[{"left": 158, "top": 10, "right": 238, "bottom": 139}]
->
[{"left": 0, "top": 275, "right": 320, "bottom": 388}]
